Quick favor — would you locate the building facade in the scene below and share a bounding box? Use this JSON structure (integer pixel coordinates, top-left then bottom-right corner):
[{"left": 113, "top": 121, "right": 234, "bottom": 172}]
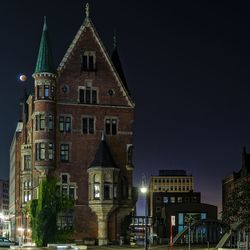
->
[
  {"left": 149, "top": 170, "right": 217, "bottom": 242},
  {"left": 11, "top": 6, "right": 136, "bottom": 245},
  {"left": 0, "top": 179, "right": 9, "bottom": 237}
]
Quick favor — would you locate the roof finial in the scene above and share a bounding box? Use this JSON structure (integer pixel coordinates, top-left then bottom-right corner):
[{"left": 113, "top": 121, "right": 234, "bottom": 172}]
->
[
  {"left": 85, "top": 3, "right": 90, "bottom": 19},
  {"left": 43, "top": 16, "right": 47, "bottom": 31},
  {"left": 113, "top": 30, "right": 117, "bottom": 50}
]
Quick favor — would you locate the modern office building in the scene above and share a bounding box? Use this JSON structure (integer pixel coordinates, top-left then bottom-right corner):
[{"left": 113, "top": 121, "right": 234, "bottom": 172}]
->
[
  {"left": 10, "top": 5, "right": 136, "bottom": 245},
  {"left": 149, "top": 170, "right": 217, "bottom": 243}
]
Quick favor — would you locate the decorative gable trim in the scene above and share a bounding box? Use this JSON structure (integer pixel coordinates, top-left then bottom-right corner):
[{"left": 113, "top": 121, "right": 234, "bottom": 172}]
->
[{"left": 57, "top": 19, "right": 134, "bottom": 108}]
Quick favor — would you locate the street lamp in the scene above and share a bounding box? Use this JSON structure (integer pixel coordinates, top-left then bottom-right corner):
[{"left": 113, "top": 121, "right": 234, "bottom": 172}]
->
[{"left": 140, "top": 174, "right": 148, "bottom": 250}]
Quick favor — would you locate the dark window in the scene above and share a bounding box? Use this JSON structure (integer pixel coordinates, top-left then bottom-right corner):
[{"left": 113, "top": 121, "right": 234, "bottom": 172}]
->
[
  {"left": 81, "top": 55, "right": 88, "bottom": 70},
  {"left": 35, "top": 115, "right": 39, "bottom": 131},
  {"left": 92, "top": 90, "right": 97, "bottom": 104},
  {"left": 48, "top": 115, "right": 53, "bottom": 130},
  {"left": 69, "top": 186, "right": 75, "bottom": 199},
  {"left": 59, "top": 116, "right": 71, "bottom": 132},
  {"left": 62, "top": 174, "right": 68, "bottom": 184},
  {"left": 51, "top": 86, "right": 55, "bottom": 99},
  {"left": 79, "top": 89, "right": 85, "bottom": 103},
  {"left": 105, "top": 118, "right": 117, "bottom": 135},
  {"left": 60, "top": 144, "right": 69, "bottom": 162},
  {"left": 86, "top": 87, "right": 91, "bottom": 104},
  {"left": 79, "top": 87, "right": 98, "bottom": 104},
  {"left": 82, "top": 117, "right": 94, "bottom": 134},
  {"left": 89, "top": 56, "right": 94, "bottom": 71},
  {"left": 104, "top": 184, "right": 110, "bottom": 200}
]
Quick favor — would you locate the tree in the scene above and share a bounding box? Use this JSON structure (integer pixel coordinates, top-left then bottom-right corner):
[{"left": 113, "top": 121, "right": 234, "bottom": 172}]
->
[
  {"left": 28, "top": 177, "right": 74, "bottom": 246},
  {"left": 222, "top": 179, "right": 250, "bottom": 231}
]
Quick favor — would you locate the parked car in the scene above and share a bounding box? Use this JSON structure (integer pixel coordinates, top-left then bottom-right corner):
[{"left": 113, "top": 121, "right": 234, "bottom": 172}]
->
[{"left": 0, "top": 237, "right": 18, "bottom": 247}]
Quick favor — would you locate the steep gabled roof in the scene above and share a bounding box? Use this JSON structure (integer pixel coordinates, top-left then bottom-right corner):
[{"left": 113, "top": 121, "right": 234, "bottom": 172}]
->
[
  {"left": 57, "top": 13, "right": 134, "bottom": 107},
  {"left": 89, "top": 136, "right": 117, "bottom": 169},
  {"left": 35, "top": 17, "right": 55, "bottom": 74}
]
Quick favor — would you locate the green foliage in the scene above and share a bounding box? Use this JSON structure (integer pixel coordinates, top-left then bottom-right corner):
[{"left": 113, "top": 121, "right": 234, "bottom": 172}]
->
[
  {"left": 28, "top": 177, "right": 74, "bottom": 247},
  {"left": 222, "top": 179, "right": 250, "bottom": 230}
]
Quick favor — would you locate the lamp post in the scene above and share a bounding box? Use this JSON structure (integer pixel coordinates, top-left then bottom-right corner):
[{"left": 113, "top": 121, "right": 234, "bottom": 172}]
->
[{"left": 140, "top": 174, "right": 148, "bottom": 250}]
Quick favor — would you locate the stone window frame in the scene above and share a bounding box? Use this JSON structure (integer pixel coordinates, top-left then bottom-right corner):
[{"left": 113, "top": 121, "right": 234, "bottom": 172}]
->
[
  {"left": 104, "top": 116, "right": 119, "bottom": 135},
  {"left": 60, "top": 143, "right": 71, "bottom": 163},
  {"left": 58, "top": 114, "right": 72, "bottom": 133},
  {"left": 35, "top": 140, "right": 54, "bottom": 162},
  {"left": 78, "top": 85, "right": 99, "bottom": 105},
  {"left": 81, "top": 115, "right": 96, "bottom": 134},
  {"left": 80, "top": 50, "right": 96, "bottom": 72},
  {"left": 57, "top": 173, "right": 77, "bottom": 200}
]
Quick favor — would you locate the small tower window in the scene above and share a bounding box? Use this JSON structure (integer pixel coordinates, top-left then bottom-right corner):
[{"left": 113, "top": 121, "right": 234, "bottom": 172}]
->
[
  {"left": 94, "top": 184, "right": 100, "bottom": 199},
  {"left": 37, "top": 85, "right": 43, "bottom": 99},
  {"left": 36, "top": 143, "right": 45, "bottom": 160},
  {"left": 44, "top": 85, "right": 49, "bottom": 98},
  {"left": 39, "top": 114, "right": 45, "bottom": 130},
  {"left": 104, "top": 184, "right": 111, "bottom": 200}
]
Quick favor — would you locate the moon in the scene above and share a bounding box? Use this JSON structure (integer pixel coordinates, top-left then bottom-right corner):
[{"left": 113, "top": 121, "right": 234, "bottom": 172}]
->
[{"left": 19, "top": 75, "right": 27, "bottom": 82}]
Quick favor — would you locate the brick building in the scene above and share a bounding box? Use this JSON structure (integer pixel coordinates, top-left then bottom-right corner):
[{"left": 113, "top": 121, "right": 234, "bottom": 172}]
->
[
  {"left": 222, "top": 146, "right": 250, "bottom": 210},
  {"left": 11, "top": 5, "right": 136, "bottom": 245}
]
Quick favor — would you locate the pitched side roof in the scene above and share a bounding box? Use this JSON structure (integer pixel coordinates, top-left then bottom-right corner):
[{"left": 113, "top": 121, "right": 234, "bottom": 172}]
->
[
  {"left": 111, "top": 48, "right": 131, "bottom": 96},
  {"left": 35, "top": 17, "right": 55, "bottom": 74},
  {"left": 89, "top": 138, "right": 117, "bottom": 169},
  {"left": 57, "top": 17, "right": 134, "bottom": 107}
]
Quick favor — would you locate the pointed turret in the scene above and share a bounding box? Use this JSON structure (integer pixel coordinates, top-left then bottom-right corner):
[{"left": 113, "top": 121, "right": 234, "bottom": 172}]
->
[
  {"left": 89, "top": 135, "right": 117, "bottom": 169},
  {"left": 35, "top": 17, "right": 55, "bottom": 74},
  {"left": 111, "top": 32, "right": 131, "bottom": 95}
]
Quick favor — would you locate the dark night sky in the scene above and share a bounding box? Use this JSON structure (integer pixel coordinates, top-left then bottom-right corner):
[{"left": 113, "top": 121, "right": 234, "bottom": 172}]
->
[{"left": 1, "top": 0, "right": 250, "bottom": 215}]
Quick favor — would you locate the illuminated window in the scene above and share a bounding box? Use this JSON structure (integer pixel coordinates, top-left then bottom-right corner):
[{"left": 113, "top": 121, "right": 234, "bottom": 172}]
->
[
  {"left": 44, "top": 85, "right": 49, "bottom": 98},
  {"left": 94, "top": 184, "right": 100, "bottom": 199}
]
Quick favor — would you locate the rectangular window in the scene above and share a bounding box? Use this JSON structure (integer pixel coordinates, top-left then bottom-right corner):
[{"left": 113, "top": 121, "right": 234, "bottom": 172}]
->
[
  {"left": 86, "top": 87, "right": 91, "bottom": 104},
  {"left": 62, "top": 186, "right": 68, "bottom": 197},
  {"left": 81, "top": 55, "right": 88, "bottom": 70},
  {"left": 94, "top": 184, "right": 100, "bottom": 199},
  {"left": 48, "top": 115, "right": 53, "bottom": 130},
  {"left": 35, "top": 115, "right": 39, "bottom": 131},
  {"left": 37, "top": 85, "right": 43, "bottom": 99},
  {"left": 40, "top": 114, "right": 45, "bottom": 130},
  {"left": 113, "top": 184, "right": 117, "bottom": 199},
  {"left": 59, "top": 116, "right": 64, "bottom": 132},
  {"left": 51, "top": 86, "right": 55, "bottom": 99},
  {"left": 105, "top": 118, "right": 117, "bottom": 135},
  {"left": 92, "top": 90, "right": 97, "bottom": 104},
  {"left": 89, "top": 56, "right": 94, "bottom": 71},
  {"left": 79, "top": 89, "right": 85, "bottom": 103},
  {"left": 104, "top": 184, "right": 110, "bottom": 200},
  {"left": 82, "top": 117, "right": 94, "bottom": 134},
  {"left": 62, "top": 174, "right": 68, "bottom": 184},
  {"left": 48, "top": 143, "right": 54, "bottom": 160},
  {"left": 24, "top": 155, "right": 31, "bottom": 170},
  {"left": 40, "top": 143, "right": 45, "bottom": 160},
  {"left": 44, "top": 85, "right": 49, "bottom": 98},
  {"left": 65, "top": 117, "right": 71, "bottom": 132},
  {"left": 69, "top": 186, "right": 75, "bottom": 199},
  {"left": 60, "top": 144, "right": 69, "bottom": 162}
]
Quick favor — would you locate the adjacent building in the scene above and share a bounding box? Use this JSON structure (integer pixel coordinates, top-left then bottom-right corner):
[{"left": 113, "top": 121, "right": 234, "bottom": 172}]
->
[
  {"left": 10, "top": 6, "right": 136, "bottom": 245},
  {"left": 149, "top": 170, "right": 217, "bottom": 243},
  {"left": 222, "top": 146, "right": 250, "bottom": 210},
  {"left": 0, "top": 179, "right": 9, "bottom": 237}
]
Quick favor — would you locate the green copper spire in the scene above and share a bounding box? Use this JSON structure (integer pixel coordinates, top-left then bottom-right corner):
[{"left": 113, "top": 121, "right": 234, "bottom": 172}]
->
[{"left": 35, "top": 17, "right": 55, "bottom": 74}]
